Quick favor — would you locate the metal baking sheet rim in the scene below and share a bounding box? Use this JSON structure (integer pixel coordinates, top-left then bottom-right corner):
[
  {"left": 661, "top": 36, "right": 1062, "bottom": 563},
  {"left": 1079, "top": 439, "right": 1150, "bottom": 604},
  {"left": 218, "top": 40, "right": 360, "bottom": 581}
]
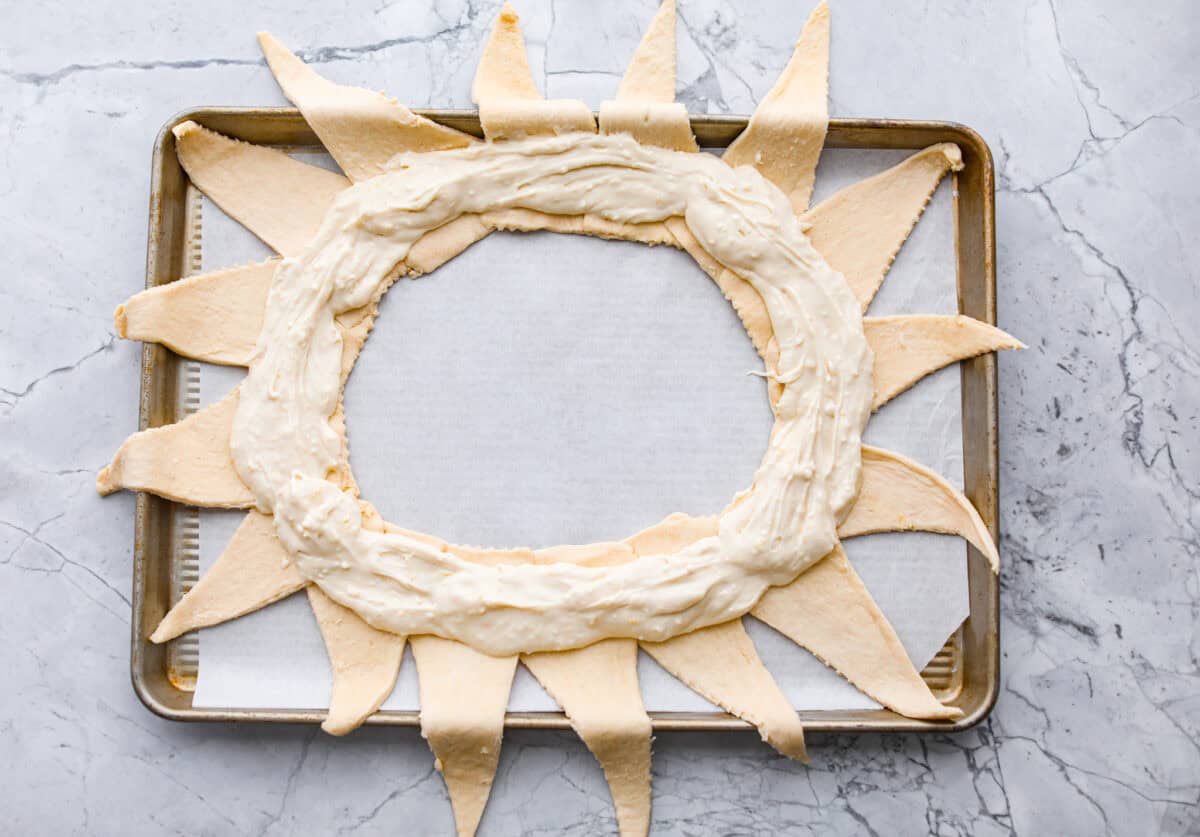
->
[{"left": 131, "top": 109, "right": 1001, "bottom": 734}]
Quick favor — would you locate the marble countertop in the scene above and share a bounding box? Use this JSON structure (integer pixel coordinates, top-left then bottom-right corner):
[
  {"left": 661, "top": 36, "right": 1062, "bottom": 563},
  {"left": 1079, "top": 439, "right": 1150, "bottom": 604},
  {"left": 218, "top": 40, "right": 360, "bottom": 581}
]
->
[{"left": 3, "top": 0, "right": 1197, "bottom": 834}]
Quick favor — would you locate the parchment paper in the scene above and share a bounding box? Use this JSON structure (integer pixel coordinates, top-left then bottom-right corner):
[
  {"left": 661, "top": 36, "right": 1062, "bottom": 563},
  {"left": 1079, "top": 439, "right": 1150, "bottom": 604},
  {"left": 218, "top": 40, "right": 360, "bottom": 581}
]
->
[{"left": 191, "top": 147, "right": 968, "bottom": 713}]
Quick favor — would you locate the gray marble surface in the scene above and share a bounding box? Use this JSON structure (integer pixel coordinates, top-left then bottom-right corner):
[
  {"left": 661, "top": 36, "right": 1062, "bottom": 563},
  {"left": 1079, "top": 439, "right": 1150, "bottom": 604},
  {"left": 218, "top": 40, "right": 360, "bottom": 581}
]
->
[{"left": 2, "top": 0, "right": 1198, "bottom": 834}]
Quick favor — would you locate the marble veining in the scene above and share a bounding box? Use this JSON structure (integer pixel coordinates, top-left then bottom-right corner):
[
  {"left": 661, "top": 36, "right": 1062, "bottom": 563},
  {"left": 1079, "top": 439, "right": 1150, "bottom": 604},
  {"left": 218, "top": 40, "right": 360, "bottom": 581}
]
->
[{"left": 1, "top": 0, "right": 1197, "bottom": 834}]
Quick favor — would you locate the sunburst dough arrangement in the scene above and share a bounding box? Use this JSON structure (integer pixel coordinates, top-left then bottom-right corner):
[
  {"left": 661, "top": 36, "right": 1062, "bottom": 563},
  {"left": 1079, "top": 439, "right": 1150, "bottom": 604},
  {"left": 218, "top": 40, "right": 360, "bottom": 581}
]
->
[{"left": 99, "top": 3, "right": 1021, "bottom": 834}]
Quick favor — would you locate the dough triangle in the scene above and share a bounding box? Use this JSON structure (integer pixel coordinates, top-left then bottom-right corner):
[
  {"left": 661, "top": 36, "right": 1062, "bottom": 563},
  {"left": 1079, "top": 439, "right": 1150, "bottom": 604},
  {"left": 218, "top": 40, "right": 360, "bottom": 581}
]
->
[
  {"left": 803, "top": 143, "right": 964, "bottom": 311},
  {"left": 173, "top": 120, "right": 349, "bottom": 256},
  {"left": 600, "top": 0, "right": 696, "bottom": 150},
  {"left": 866, "top": 314, "right": 1023, "bottom": 409},
  {"left": 752, "top": 545, "right": 961, "bottom": 720},
  {"left": 258, "top": 32, "right": 474, "bottom": 182},
  {"left": 522, "top": 640, "right": 652, "bottom": 837},
  {"left": 838, "top": 445, "right": 999, "bottom": 572},
  {"left": 308, "top": 586, "right": 405, "bottom": 735},
  {"left": 410, "top": 637, "right": 517, "bottom": 837},
  {"left": 115, "top": 260, "right": 276, "bottom": 366},
  {"left": 472, "top": 2, "right": 541, "bottom": 103},
  {"left": 472, "top": 4, "right": 594, "bottom": 139},
  {"left": 97, "top": 387, "right": 254, "bottom": 508},
  {"left": 616, "top": 0, "right": 676, "bottom": 102},
  {"left": 642, "top": 619, "right": 808, "bottom": 761},
  {"left": 722, "top": 1, "right": 829, "bottom": 213},
  {"left": 150, "top": 510, "right": 305, "bottom": 642}
]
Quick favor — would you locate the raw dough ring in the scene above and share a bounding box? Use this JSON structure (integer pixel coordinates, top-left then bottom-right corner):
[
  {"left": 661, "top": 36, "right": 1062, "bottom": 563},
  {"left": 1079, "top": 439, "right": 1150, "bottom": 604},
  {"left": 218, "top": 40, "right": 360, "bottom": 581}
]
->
[{"left": 236, "top": 132, "right": 875, "bottom": 656}]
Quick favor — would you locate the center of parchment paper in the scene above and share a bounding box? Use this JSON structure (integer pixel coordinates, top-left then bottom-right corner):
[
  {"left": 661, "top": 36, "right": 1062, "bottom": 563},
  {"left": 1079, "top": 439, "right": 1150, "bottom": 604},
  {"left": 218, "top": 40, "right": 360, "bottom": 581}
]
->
[{"left": 342, "top": 230, "right": 773, "bottom": 548}]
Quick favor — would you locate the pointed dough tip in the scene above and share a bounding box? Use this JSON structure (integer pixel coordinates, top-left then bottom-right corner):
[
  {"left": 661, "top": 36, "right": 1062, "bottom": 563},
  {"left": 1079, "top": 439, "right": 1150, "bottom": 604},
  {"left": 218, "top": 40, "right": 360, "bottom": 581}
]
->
[
  {"left": 848, "top": 445, "right": 1001, "bottom": 573},
  {"left": 939, "top": 142, "right": 964, "bottom": 171},
  {"left": 473, "top": 1, "right": 542, "bottom": 107},
  {"left": 113, "top": 304, "right": 128, "bottom": 337},
  {"left": 987, "top": 329, "right": 1024, "bottom": 351},
  {"left": 95, "top": 466, "right": 115, "bottom": 495},
  {"left": 411, "top": 638, "right": 515, "bottom": 836},
  {"left": 980, "top": 537, "right": 1000, "bottom": 574},
  {"left": 765, "top": 726, "right": 809, "bottom": 762},
  {"left": 148, "top": 623, "right": 173, "bottom": 644},
  {"left": 172, "top": 120, "right": 200, "bottom": 140},
  {"left": 523, "top": 642, "right": 651, "bottom": 835},
  {"left": 775, "top": 730, "right": 809, "bottom": 763},
  {"left": 720, "top": 0, "right": 829, "bottom": 211},
  {"left": 792, "top": 1, "right": 829, "bottom": 49},
  {"left": 888, "top": 699, "right": 962, "bottom": 722},
  {"left": 310, "top": 587, "right": 405, "bottom": 736},
  {"left": 613, "top": 0, "right": 679, "bottom": 105},
  {"left": 807, "top": 0, "right": 830, "bottom": 28},
  {"left": 257, "top": 31, "right": 316, "bottom": 93},
  {"left": 980, "top": 320, "right": 1025, "bottom": 350},
  {"left": 321, "top": 716, "right": 355, "bottom": 736},
  {"left": 257, "top": 31, "right": 301, "bottom": 71},
  {"left": 867, "top": 314, "right": 1024, "bottom": 410},
  {"left": 957, "top": 487, "right": 999, "bottom": 573}
]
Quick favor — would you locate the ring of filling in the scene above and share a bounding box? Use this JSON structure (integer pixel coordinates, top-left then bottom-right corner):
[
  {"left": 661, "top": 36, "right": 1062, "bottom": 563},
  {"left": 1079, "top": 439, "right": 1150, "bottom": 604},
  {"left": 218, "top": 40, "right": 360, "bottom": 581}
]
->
[{"left": 231, "top": 132, "right": 874, "bottom": 655}]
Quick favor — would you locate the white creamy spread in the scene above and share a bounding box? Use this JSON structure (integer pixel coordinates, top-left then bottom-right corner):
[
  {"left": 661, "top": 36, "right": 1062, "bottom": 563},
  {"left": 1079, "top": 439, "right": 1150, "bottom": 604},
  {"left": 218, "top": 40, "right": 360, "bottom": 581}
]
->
[{"left": 230, "top": 132, "right": 873, "bottom": 655}]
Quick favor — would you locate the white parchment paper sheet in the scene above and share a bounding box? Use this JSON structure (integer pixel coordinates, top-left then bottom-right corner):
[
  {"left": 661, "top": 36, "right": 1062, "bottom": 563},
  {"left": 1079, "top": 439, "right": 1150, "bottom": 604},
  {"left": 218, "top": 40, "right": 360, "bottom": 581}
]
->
[{"left": 191, "top": 147, "right": 968, "bottom": 713}]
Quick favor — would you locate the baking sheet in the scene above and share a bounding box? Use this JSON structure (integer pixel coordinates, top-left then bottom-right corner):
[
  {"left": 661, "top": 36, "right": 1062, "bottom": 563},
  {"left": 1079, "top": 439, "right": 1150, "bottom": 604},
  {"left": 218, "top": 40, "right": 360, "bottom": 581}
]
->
[{"left": 190, "top": 147, "right": 968, "bottom": 713}]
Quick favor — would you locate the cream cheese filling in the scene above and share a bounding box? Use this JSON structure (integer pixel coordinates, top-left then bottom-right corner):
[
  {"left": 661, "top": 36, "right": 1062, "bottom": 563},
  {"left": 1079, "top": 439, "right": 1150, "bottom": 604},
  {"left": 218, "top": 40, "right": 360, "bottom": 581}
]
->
[{"left": 230, "top": 132, "right": 873, "bottom": 655}]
